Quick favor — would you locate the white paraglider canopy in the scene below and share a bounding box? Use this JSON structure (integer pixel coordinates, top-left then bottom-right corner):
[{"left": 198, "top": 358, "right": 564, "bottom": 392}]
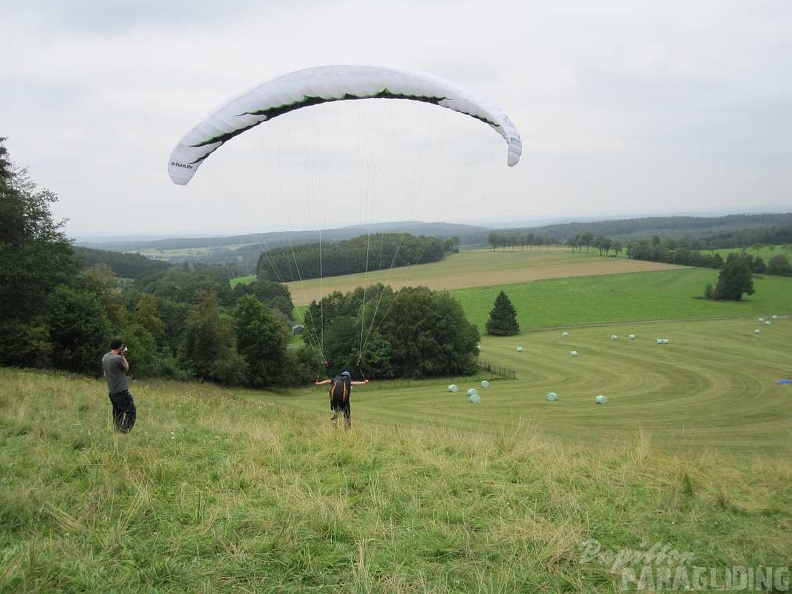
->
[{"left": 168, "top": 65, "right": 523, "bottom": 185}]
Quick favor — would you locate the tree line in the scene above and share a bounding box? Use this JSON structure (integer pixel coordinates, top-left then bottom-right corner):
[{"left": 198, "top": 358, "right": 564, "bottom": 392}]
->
[
  {"left": 624, "top": 236, "right": 791, "bottom": 275},
  {"left": 73, "top": 246, "right": 171, "bottom": 279},
  {"left": 257, "top": 233, "right": 458, "bottom": 282}
]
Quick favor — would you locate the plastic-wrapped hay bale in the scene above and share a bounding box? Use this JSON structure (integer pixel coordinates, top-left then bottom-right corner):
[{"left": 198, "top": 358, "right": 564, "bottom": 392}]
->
[
  {"left": 561, "top": 332, "right": 569, "bottom": 338},
  {"left": 469, "top": 393, "right": 481, "bottom": 403},
  {"left": 448, "top": 384, "right": 458, "bottom": 393},
  {"left": 467, "top": 388, "right": 478, "bottom": 397},
  {"left": 570, "top": 350, "right": 578, "bottom": 357},
  {"left": 628, "top": 334, "right": 636, "bottom": 340},
  {"left": 480, "top": 380, "right": 490, "bottom": 388},
  {"left": 546, "top": 392, "right": 558, "bottom": 402},
  {"left": 516, "top": 346, "right": 524, "bottom": 352},
  {"left": 595, "top": 394, "right": 608, "bottom": 405},
  {"left": 610, "top": 334, "right": 618, "bottom": 340},
  {"left": 754, "top": 329, "right": 761, "bottom": 335}
]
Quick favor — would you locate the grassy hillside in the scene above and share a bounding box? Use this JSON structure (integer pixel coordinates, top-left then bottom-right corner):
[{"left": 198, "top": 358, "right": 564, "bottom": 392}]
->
[
  {"left": 1, "top": 360, "right": 790, "bottom": 593},
  {"left": 271, "top": 317, "right": 792, "bottom": 457},
  {"left": 4, "top": 252, "right": 792, "bottom": 592}
]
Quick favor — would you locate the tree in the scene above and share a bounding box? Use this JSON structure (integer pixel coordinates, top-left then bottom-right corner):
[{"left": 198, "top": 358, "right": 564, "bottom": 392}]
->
[
  {"left": 580, "top": 232, "right": 594, "bottom": 253},
  {"left": 767, "top": 254, "right": 791, "bottom": 276},
  {"left": 181, "top": 291, "right": 244, "bottom": 383},
  {"left": 485, "top": 291, "right": 520, "bottom": 336},
  {"left": 311, "top": 285, "right": 478, "bottom": 379},
  {"left": 595, "top": 236, "right": 612, "bottom": 256},
  {"left": 378, "top": 287, "right": 479, "bottom": 378},
  {"left": 0, "top": 138, "right": 78, "bottom": 365},
  {"left": 710, "top": 254, "right": 755, "bottom": 301},
  {"left": 233, "top": 294, "right": 289, "bottom": 387},
  {"left": 47, "top": 284, "right": 113, "bottom": 375},
  {"left": 231, "top": 279, "right": 294, "bottom": 320}
]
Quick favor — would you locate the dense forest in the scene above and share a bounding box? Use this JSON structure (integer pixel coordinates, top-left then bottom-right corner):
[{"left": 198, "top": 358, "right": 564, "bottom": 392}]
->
[
  {"left": 73, "top": 246, "right": 171, "bottom": 279},
  {"left": 257, "top": 233, "right": 458, "bottom": 282}
]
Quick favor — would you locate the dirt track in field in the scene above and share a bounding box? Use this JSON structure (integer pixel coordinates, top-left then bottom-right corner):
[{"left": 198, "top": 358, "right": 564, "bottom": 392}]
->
[{"left": 287, "top": 257, "right": 685, "bottom": 306}]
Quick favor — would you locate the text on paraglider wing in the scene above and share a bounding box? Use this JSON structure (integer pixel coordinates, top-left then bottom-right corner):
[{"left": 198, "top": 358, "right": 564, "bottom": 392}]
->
[{"left": 170, "top": 161, "right": 194, "bottom": 170}]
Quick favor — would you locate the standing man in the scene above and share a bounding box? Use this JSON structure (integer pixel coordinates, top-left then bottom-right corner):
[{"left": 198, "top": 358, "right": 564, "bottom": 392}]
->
[
  {"left": 101, "top": 338, "right": 136, "bottom": 433},
  {"left": 315, "top": 370, "right": 368, "bottom": 429}
]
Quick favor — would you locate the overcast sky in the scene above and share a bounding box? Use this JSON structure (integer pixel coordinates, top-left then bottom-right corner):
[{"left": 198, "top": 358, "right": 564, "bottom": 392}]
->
[{"left": 3, "top": 0, "right": 791, "bottom": 239}]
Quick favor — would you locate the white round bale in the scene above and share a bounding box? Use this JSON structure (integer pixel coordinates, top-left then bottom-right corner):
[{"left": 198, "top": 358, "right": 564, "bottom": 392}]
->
[
  {"left": 570, "top": 350, "right": 578, "bottom": 357},
  {"left": 754, "top": 329, "right": 761, "bottom": 335},
  {"left": 595, "top": 394, "right": 608, "bottom": 405},
  {"left": 516, "top": 346, "right": 524, "bottom": 352},
  {"left": 448, "top": 384, "right": 458, "bottom": 393},
  {"left": 628, "top": 334, "right": 636, "bottom": 340},
  {"left": 480, "top": 380, "right": 490, "bottom": 388},
  {"left": 561, "top": 332, "right": 569, "bottom": 338},
  {"left": 467, "top": 388, "right": 478, "bottom": 396},
  {"left": 610, "top": 334, "right": 618, "bottom": 340},
  {"left": 546, "top": 392, "right": 557, "bottom": 402}
]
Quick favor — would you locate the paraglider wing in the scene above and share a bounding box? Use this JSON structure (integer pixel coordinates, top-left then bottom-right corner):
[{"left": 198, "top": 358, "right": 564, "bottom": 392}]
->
[{"left": 168, "top": 65, "right": 522, "bottom": 185}]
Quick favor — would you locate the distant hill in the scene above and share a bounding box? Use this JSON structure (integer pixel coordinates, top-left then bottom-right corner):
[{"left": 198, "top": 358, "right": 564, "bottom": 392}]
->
[
  {"left": 75, "top": 221, "right": 486, "bottom": 252},
  {"left": 468, "top": 213, "right": 792, "bottom": 245},
  {"left": 74, "top": 213, "right": 792, "bottom": 272}
]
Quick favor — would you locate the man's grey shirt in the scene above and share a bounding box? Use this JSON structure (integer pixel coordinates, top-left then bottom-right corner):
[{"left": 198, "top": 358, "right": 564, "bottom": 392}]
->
[{"left": 102, "top": 352, "right": 129, "bottom": 394}]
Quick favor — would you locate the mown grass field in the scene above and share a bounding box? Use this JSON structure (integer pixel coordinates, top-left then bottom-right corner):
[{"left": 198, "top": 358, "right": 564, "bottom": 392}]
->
[{"left": 2, "top": 255, "right": 792, "bottom": 593}]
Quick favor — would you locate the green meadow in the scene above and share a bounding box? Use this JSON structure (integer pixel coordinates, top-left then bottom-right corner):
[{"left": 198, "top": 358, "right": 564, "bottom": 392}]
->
[
  {"left": 708, "top": 244, "right": 792, "bottom": 263},
  {"left": 452, "top": 268, "right": 792, "bottom": 329},
  {"left": 2, "top": 258, "right": 792, "bottom": 592}
]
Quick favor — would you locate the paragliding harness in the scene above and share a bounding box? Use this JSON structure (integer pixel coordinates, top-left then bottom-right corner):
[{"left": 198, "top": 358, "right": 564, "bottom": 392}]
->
[{"left": 329, "top": 374, "right": 351, "bottom": 411}]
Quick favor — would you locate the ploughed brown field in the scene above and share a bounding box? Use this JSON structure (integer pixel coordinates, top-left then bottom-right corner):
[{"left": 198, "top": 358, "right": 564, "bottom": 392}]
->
[{"left": 285, "top": 248, "right": 684, "bottom": 306}]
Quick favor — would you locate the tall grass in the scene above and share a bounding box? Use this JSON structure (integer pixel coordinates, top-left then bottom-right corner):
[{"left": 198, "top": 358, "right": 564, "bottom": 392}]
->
[{"left": 1, "top": 363, "right": 790, "bottom": 592}]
